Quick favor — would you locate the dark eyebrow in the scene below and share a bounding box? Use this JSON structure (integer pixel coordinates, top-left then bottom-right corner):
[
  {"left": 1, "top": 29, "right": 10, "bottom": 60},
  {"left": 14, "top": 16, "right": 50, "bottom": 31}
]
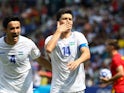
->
[
  {"left": 61, "top": 17, "right": 72, "bottom": 20},
  {"left": 10, "top": 26, "right": 20, "bottom": 30}
]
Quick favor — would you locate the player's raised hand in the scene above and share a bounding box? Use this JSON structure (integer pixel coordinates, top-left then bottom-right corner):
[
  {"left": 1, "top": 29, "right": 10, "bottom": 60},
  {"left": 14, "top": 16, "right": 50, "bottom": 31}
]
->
[{"left": 57, "top": 21, "right": 72, "bottom": 33}]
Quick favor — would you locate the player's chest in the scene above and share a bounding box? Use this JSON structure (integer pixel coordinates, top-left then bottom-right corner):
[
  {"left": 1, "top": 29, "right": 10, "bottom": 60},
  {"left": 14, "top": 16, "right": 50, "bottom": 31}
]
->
[
  {"left": 0, "top": 47, "right": 30, "bottom": 64},
  {"left": 56, "top": 39, "right": 78, "bottom": 57}
]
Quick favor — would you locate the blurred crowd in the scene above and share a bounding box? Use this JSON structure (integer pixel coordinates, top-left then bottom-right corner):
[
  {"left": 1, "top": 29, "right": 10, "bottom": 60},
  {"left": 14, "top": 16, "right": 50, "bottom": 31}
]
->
[{"left": 0, "top": 0, "right": 124, "bottom": 87}]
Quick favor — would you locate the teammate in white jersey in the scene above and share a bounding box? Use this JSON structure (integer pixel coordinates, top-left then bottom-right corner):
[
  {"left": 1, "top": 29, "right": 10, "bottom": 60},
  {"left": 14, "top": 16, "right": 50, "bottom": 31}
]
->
[
  {"left": 45, "top": 8, "right": 91, "bottom": 93},
  {"left": 0, "top": 16, "right": 51, "bottom": 93}
]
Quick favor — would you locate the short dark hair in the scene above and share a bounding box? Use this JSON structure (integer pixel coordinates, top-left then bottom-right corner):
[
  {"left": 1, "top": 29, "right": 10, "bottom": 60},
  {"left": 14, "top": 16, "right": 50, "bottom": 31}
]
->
[
  {"left": 106, "top": 39, "right": 120, "bottom": 50},
  {"left": 2, "top": 16, "right": 22, "bottom": 28},
  {"left": 56, "top": 8, "right": 73, "bottom": 21}
]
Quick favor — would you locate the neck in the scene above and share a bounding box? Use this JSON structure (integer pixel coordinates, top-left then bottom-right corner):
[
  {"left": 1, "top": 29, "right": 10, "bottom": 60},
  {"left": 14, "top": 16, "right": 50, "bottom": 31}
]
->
[
  {"left": 61, "top": 31, "right": 71, "bottom": 39},
  {"left": 4, "top": 36, "right": 18, "bottom": 45},
  {"left": 111, "top": 50, "right": 118, "bottom": 56}
]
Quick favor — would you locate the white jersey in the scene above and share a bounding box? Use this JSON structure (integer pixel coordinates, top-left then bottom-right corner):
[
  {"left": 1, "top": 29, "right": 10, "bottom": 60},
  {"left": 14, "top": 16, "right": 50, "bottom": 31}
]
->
[
  {"left": 45, "top": 31, "right": 89, "bottom": 93},
  {"left": 0, "top": 35, "right": 41, "bottom": 93}
]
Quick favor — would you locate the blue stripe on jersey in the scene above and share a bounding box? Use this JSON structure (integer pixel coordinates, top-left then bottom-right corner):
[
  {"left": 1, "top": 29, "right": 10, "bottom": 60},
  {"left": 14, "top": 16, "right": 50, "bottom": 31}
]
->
[{"left": 79, "top": 43, "right": 88, "bottom": 49}]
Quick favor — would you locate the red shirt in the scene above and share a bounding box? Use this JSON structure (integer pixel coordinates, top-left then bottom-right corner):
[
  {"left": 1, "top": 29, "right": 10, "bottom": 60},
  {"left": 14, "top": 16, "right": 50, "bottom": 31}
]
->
[{"left": 110, "top": 53, "right": 124, "bottom": 92}]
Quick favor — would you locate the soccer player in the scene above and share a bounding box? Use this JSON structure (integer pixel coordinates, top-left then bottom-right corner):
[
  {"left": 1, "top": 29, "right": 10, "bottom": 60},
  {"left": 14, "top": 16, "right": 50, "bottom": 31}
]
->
[
  {"left": 45, "top": 8, "right": 90, "bottom": 93},
  {"left": 100, "top": 39, "right": 124, "bottom": 93},
  {"left": 0, "top": 16, "right": 51, "bottom": 93}
]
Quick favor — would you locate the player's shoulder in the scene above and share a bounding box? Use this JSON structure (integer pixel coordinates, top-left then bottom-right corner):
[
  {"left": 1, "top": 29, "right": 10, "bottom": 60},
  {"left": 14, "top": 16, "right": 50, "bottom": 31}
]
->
[
  {"left": 121, "top": 56, "right": 124, "bottom": 60},
  {"left": 0, "top": 36, "right": 3, "bottom": 41},
  {"left": 72, "top": 31, "right": 85, "bottom": 38},
  {"left": 46, "top": 35, "right": 53, "bottom": 38},
  {"left": 45, "top": 35, "right": 53, "bottom": 41},
  {"left": 72, "top": 31, "right": 84, "bottom": 36},
  {"left": 0, "top": 36, "right": 4, "bottom": 43},
  {"left": 19, "top": 35, "right": 33, "bottom": 42}
]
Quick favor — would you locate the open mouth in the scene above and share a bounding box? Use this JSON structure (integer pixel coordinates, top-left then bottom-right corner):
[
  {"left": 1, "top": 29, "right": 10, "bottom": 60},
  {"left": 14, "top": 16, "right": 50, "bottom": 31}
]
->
[{"left": 12, "top": 34, "right": 18, "bottom": 38}]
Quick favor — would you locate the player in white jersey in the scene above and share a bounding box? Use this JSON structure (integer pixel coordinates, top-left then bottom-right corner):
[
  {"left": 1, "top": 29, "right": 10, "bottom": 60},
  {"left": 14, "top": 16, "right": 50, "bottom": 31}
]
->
[
  {"left": 45, "top": 8, "right": 91, "bottom": 93},
  {"left": 0, "top": 16, "right": 51, "bottom": 93}
]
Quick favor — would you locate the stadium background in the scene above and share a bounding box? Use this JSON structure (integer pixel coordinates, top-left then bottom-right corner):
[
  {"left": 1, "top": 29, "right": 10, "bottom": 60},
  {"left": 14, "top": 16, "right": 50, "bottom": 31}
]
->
[{"left": 0, "top": 0, "right": 124, "bottom": 93}]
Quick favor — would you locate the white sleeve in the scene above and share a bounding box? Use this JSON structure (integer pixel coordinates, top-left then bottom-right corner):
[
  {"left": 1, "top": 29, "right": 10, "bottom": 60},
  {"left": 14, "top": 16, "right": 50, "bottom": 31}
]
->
[
  {"left": 75, "top": 32, "right": 88, "bottom": 46},
  {"left": 29, "top": 40, "right": 41, "bottom": 59},
  {"left": 44, "top": 35, "right": 53, "bottom": 60},
  {"left": 45, "top": 35, "right": 53, "bottom": 45}
]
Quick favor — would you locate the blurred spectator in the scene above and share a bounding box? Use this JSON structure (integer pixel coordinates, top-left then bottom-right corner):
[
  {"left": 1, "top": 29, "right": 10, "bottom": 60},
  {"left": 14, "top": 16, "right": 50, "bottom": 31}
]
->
[{"left": 0, "top": 0, "right": 124, "bottom": 88}]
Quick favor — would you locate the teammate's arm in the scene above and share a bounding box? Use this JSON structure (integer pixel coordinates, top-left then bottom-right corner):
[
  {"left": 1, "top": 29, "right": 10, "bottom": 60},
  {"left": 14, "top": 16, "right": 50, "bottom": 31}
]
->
[{"left": 35, "top": 56, "right": 52, "bottom": 71}]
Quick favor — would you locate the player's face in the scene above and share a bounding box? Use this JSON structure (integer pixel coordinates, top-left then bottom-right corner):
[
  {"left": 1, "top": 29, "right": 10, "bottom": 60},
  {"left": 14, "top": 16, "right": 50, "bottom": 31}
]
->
[
  {"left": 5, "top": 21, "right": 21, "bottom": 45},
  {"left": 59, "top": 13, "right": 73, "bottom": 31}
]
